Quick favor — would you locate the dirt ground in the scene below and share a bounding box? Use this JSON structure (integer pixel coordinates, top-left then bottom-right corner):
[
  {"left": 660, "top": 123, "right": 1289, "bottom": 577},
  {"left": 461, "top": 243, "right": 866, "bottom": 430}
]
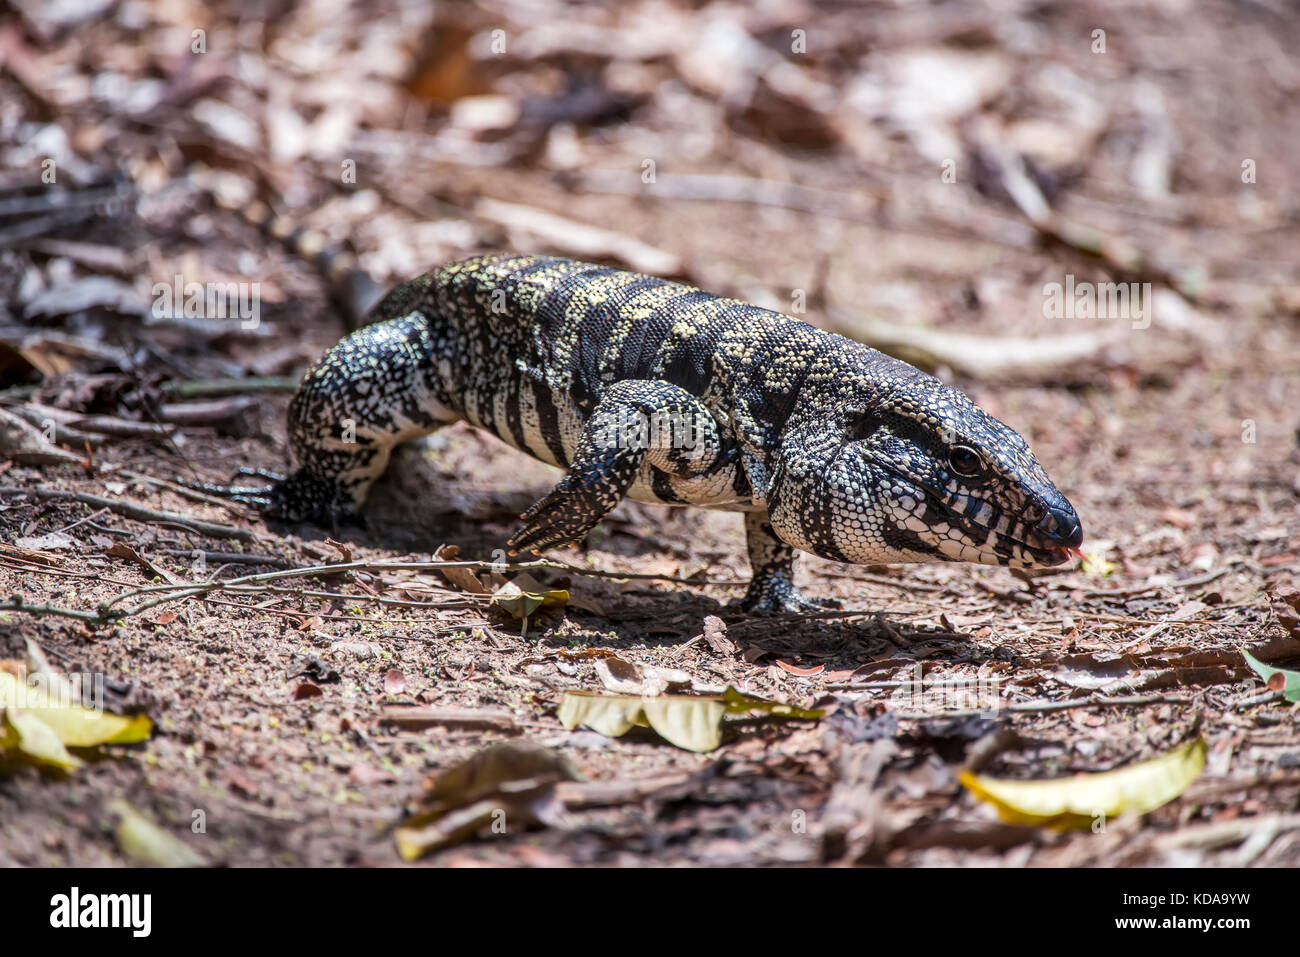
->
[{"left": 0, "top": 0, "right": 1297, "bottom": 867}]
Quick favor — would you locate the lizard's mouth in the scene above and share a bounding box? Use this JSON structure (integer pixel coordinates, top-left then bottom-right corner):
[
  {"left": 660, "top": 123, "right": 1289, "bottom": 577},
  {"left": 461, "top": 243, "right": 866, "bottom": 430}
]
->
[
  {"left": 991, "top": 530, "right": 1070, "bottom": 566},
  {"left": 1036, "top": 545, "right": 1074, "bottom": 567},
  {"left": 986, "top": 528, "right": 1084, "bottom": 567},
  {"left": 1002, "top": 541, "right": 1085, "bottom": 568}
]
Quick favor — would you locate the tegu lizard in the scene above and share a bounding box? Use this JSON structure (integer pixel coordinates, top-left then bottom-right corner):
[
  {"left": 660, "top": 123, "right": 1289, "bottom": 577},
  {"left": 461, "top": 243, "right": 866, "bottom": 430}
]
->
[{"left": 206, "top": 206, "right": 1083, "bottom": 613}]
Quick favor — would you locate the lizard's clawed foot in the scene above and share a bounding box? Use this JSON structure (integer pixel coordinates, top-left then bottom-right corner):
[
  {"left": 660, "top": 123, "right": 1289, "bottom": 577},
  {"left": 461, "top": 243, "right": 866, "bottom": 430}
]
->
[
  {"left": 738, "top": 578, "right": 841, "bottom": 615},
  {"left": 507, "top": 484, "right": 597, "bottom": 554}
]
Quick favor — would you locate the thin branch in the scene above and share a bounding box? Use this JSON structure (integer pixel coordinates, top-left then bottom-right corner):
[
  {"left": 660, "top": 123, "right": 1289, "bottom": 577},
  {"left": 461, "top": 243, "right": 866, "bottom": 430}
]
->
[
  {"left": 0, "top": 555, "right": 736, "bottom": 625},
  {"left": 159, "top": 376, "right": 299, "bottom": 399},
  {"left": 0, "top": 485, "right": 255, "bottom": 541},
  {"left": 0, "top": 593, "right": 102, "bottom": 623}
]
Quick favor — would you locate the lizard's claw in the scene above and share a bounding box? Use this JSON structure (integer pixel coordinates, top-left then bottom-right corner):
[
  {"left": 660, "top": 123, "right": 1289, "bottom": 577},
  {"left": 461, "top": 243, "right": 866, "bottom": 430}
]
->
[
  {"left": 179, "top": 467, "right": 286, "bottom": 507},
  {"left": 179, "top": 477, "right": 276, "bottom": 507},
  {"left": 508, "top": 485, "right": 599, "bottom": 553},
  {"left": 228, "top": 491, "right": 275, "bottom": 509},
  {"left": 179, "top": 468, "right": 358, "bottom": 526},
  {"left": 233, "top": 467, "right": 287, "bottom": 483}
]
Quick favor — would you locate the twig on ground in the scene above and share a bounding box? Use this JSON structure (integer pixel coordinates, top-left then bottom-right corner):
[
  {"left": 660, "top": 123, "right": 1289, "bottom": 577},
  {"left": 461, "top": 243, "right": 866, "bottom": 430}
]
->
[
  {"left": 159, "top": 548, "right": 289, "bottom": 567},
  {"left": 159, "top": 376, "right": 299, "bottom": 399},
  {"left": 1236, "top": 689, "right": 1284, "bottom": 708},
  {"left": 0, "top": 485, "right": 256, "bottom": 541},
  {"left": 121, "top": 471, "right": 259, "bottom": 521},
  {"left": 0, "top": 555, "right": 739, "bottom": 625},
  {"left": 0, "top": 594, "right": 102, "bottom": 623},
  {"left": 378, "top": 706, "right": 519, "bottom": 733}
]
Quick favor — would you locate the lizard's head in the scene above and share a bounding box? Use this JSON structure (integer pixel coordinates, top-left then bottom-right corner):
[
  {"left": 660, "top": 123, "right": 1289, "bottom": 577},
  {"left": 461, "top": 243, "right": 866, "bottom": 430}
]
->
[{"left": 768, "top": 350, "right": 1082, "bottom": 569}]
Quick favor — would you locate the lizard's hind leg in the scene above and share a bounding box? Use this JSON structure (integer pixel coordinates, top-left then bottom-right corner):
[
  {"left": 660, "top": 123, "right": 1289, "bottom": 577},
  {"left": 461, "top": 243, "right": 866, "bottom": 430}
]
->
[
  {"left": 739, "top": 512, "right": 842, "bottom": 614},
  {"left": 267, "top": 312, "right": 461, "bottom": 523}
]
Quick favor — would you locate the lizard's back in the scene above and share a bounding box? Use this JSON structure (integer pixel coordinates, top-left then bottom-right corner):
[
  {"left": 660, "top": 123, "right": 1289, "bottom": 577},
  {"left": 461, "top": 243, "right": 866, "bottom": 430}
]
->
[{"left": 421, "top": 254, "right": 819, "bottom": 418}]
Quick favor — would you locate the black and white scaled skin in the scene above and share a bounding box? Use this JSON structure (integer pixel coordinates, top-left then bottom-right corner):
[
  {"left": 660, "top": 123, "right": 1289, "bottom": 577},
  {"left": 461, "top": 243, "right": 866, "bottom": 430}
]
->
[{"left": 234, "top": 255, "right": 1083, "bottom": 613}]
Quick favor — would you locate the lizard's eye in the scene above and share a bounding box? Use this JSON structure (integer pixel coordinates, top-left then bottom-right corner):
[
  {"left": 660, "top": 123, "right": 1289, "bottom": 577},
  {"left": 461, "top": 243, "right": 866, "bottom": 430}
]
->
[
  {"left": 948, "top": 445, "right": 985, "bottom": 478},
  {"left": 848, "top": 410, "right": 883, "bottom": 441}
]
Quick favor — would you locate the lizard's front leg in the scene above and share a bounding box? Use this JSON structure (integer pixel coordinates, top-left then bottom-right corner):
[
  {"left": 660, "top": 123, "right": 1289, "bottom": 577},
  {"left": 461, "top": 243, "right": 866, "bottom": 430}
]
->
[
  {"left": 508, "top": 380, "right": 722, "bottom": 553},
  {"left": 740, "top": 512, "right": 841, "bottom": 613}
]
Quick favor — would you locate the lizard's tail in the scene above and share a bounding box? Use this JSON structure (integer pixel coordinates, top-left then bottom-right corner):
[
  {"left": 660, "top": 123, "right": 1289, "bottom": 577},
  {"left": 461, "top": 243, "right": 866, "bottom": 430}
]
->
[{"left": 208, "top": 187, "right": 385, "bottom": 332}]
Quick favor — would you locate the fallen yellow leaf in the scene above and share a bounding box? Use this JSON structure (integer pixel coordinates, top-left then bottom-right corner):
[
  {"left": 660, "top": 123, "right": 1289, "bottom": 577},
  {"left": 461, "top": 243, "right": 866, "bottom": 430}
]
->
[
  {"left": 0, "top": 671, "right": 152, "bottom": 772},
  {"left": 961, "top": 736, "right": 1207, "bottom": 829},
  {"left": 1, "top": 709, "right": 82, "bottom": 771},
  {"left": 109, "top": 799, "right": 208, "bottom": 867},
  {"left": 558, "top": 687, "right": 822, "bottom": 753}
]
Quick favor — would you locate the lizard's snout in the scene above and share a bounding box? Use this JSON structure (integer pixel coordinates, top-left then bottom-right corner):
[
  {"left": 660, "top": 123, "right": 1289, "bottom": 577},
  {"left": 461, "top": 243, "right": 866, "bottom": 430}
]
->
[{"left": 1028, "top": 502, "right": 1084, "bottom": 551}]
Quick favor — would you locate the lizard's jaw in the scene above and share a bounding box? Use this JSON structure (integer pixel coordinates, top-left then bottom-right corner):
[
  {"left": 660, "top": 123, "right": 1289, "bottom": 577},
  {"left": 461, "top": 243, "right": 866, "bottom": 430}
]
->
[
  {"left": 1025, "top": 544, "right": 1073, "bottom": 567},
  {"left": 925, "top": 500, "right": 1083, "bottom": 568},
  {"left": 930, "top": 527, "right": 1066, "bottom": 568},
  {"left": 999, "top": 536, "right": 1083, "bottom": 569}
]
